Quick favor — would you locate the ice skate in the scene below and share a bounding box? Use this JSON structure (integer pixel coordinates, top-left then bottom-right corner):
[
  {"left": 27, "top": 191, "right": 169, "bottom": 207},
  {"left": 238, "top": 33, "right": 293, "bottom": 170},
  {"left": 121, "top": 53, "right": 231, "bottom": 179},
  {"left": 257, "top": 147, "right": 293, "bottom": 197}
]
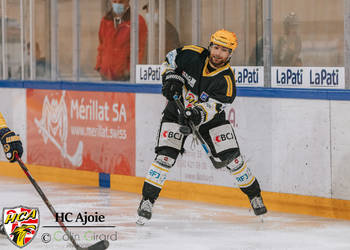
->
[
  {"left": 136, "top": 199, "right": 153, "bottom": 225},
  {"left": 249, "top": 195, "right": 267, "bottom": 216}
]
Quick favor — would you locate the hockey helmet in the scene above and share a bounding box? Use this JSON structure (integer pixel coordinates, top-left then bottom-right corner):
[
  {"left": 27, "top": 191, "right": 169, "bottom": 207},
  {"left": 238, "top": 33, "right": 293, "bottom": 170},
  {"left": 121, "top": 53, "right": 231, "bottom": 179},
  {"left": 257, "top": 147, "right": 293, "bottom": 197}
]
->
[{"left": 210, "top": 29, "right": 238, "bottom": 51}]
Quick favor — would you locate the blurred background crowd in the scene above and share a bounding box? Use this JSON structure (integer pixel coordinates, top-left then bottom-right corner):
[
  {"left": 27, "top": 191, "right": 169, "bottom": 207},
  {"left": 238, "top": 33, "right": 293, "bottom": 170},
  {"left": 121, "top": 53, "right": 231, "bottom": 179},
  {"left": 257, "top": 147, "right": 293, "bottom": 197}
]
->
[{"left": 0, "top": 0, "right": 345, "bottom": 83}]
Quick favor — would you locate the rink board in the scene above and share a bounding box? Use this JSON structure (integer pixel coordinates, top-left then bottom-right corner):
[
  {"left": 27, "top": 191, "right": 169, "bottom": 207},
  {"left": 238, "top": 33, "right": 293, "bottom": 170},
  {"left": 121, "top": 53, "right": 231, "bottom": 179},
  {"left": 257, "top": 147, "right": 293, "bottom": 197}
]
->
[
  {"left": 1, "top": 85, "right": 350, "bottom": 220},
  {"left": 135, "top": 93, "right": 350, "bottom": 201},
  {"left": 1, "top": 162, "right": 349, "bottom": 220},
  {"left": 0, "top": 161, "right": 98, "bottom": 186}
]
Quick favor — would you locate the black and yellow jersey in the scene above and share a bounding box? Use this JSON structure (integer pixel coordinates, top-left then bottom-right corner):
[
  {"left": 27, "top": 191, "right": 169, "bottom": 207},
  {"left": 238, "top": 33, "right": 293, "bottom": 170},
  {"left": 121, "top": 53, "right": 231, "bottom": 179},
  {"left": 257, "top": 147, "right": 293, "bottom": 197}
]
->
[{"left": 161, "top": 45, "right": 236, "bottom": 124}]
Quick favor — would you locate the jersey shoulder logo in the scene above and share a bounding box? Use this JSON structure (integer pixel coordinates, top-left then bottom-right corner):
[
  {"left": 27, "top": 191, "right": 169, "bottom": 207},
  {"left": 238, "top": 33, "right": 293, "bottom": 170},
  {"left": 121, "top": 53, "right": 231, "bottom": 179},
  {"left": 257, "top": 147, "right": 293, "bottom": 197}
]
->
[
  {"left": 200, "top": 92, "right": 209, "bottom": 102},
  {"left": 165, "top": 49, "right": 178, "bottom": 70},
  {"left": 184, "top": 90, "right": 198, "bottom": 107}
]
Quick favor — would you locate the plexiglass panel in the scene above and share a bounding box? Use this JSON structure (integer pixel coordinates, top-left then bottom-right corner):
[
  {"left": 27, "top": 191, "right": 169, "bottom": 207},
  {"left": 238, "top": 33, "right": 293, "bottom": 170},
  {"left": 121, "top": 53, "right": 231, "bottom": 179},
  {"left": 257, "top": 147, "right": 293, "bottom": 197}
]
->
[{"left": 272, "top": 0, "right": 344, "bottom": 66}]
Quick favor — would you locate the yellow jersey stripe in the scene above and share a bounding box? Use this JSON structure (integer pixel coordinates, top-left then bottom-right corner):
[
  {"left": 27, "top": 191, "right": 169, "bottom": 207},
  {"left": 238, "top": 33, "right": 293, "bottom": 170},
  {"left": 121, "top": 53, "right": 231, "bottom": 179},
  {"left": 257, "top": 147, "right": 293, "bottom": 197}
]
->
[
  {"left": 182, "top": 45, "right": 204, "bottom": 54},
  {"left": 202, "top": 58, "right": 231, "bottom": 77},
  {"left": 151, "top": 163, "right": 169, "bottom": 173},
  {"left": 224, "top": 75, "right": 233, "bottom": 97}
]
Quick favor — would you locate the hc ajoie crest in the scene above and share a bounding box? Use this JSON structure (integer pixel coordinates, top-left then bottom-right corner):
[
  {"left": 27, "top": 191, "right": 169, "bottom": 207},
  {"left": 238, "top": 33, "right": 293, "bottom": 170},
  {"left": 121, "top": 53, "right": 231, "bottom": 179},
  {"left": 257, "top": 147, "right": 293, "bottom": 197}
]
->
[{"left": 2, "top": 206, "right": 40, "bottom": 248}]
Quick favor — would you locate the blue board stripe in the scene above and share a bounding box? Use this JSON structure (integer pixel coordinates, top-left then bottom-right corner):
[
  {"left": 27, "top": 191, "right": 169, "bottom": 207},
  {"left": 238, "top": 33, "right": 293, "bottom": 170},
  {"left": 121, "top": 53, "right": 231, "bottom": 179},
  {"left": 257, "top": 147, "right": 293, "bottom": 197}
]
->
[
  {"left": 0, "top": 80, "right": 162, "bottom": 93},
  {"left": 99, "top": 173, "right": 110, "bottom": 188},
  {"left": 2, "top": 80, "right": 350, "bottom": 100}
]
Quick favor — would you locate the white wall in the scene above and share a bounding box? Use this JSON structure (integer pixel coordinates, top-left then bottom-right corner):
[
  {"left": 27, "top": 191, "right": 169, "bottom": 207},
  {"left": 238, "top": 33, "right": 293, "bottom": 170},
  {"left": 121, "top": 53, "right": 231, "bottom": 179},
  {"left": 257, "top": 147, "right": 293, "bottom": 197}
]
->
[
  {"left": 136, "top": 93, "right": 350, "bottom": 201},
  {"left": 330, "top": 101, "right": 350, "bottom": 200}
]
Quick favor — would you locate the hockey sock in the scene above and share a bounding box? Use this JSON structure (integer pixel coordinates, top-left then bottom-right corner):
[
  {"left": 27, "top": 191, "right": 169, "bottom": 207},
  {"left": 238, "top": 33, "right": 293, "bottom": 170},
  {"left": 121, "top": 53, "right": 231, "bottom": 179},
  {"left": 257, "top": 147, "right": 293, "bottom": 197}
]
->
[
  {"left": 142, "top": 182, "right": 161, "bottom": 203},
  {"left": 142, "top": 155, "right": 174, "bottom": 202},
  {"left": 240, "top": 179, "right": 261, "bottom": 200},
  {"left": 226, "top": 155, "right": 261, "bottom": 198},
  {"left": 232, "top": 161, "right": 256, "bottom": 188}
]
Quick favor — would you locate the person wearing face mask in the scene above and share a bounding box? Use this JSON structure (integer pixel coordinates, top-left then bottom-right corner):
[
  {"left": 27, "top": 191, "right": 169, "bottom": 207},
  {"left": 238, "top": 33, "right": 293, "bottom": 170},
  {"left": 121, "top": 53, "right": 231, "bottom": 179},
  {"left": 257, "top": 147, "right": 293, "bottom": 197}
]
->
[{"left": 95, "top": 0, "right": 148, "bottom": 81}]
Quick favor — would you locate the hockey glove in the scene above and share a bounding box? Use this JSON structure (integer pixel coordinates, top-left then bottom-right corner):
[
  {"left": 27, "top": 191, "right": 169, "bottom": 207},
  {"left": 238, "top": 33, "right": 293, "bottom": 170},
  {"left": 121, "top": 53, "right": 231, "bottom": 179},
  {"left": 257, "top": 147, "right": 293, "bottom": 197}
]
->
[
  {"left": 180, "top": 106, "right": 206, "bottom": 126},
  {"left": 0, "top": 127, "right": 23, "bottom": 162},
  {"left": 161, "top": 71, "right": 185, "bottom": 101}
]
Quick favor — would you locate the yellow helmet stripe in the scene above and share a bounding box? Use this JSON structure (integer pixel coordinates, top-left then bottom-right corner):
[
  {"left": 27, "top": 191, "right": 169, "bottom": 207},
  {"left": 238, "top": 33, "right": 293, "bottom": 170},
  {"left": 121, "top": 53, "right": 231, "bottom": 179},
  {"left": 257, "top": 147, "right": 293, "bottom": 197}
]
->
[{"left": 212, "top": 38, "right": 230, "bottom": 47}]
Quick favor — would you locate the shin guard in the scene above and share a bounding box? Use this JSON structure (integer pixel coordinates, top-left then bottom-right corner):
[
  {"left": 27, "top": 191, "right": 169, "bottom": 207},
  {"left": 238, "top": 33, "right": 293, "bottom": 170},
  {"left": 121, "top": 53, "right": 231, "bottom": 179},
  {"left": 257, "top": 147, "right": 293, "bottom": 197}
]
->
[
  {"left": 227, "top": 155, "right": 262, "bottom": 199},
  {"left": 227, "top": 155, "right": 256, "bottom": 189},
  {"left": 142, "top": 155, "right": 175, "bottom": 201}
]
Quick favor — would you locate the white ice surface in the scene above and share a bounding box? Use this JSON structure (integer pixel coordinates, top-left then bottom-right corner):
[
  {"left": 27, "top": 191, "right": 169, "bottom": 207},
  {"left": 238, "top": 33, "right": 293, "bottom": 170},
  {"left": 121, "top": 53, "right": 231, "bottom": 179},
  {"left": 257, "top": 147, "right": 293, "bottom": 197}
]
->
[{"left": 1, "top": 176, "right": 350, "bottom": 250}]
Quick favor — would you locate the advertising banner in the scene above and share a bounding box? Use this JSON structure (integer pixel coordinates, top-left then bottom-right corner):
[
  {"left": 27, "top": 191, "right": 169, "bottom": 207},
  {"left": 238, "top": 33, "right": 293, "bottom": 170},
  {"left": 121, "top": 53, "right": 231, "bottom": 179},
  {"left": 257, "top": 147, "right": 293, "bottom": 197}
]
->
[
  {"left": 271, "top": 67, "right": 345, "bottom": 88},
  {"left": 27, "top": 89, "right": 135, "bottom": 175},
  {"left": 136, "top": 64, "right": 162, "bottom": 83},
  {"left": 136, "top": 64, "right": 265, "bottom": 87},
  {"left": 232, "top": 66, "right": 264, "bottom": 87}
]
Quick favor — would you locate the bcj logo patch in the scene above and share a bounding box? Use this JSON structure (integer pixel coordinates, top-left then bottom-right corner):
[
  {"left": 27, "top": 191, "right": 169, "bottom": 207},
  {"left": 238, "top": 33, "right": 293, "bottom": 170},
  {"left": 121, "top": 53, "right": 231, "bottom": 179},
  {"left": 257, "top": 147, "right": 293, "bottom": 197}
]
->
[{"left": 2, "top": 206, "right": 39, "bottom": 248}]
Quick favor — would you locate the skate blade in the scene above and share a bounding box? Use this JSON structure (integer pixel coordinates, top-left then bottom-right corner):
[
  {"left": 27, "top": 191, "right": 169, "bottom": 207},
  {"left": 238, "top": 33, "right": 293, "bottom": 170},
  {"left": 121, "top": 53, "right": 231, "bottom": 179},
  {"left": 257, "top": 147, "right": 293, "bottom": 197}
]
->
[{"left": 136, "top": 216, "right": 149, "bottom": 226}]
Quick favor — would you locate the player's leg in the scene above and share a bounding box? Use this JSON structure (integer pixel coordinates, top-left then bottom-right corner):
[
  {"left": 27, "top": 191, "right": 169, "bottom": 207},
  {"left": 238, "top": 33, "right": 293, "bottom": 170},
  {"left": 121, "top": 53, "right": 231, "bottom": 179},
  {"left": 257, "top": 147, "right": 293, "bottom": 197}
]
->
[
  {"left": 137, "top": 119, "right": 185, "bottom": 224},
  {"left": 224, "top": 151, "right": 267, "bottom": 215},
  {"left": 201, "top": 121, "right": 267, "bottom": 215}
]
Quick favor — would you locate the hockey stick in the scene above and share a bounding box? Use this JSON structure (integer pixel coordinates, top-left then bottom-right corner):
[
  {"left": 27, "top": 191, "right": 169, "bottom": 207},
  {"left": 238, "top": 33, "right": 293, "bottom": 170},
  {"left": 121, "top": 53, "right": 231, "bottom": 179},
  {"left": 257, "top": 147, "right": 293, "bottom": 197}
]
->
[
  {"left": 173, "top": 95, "right": 233, "bottom": 169},
  {"left": 15, "top": 154, "right": 109, "bottom": 250}
]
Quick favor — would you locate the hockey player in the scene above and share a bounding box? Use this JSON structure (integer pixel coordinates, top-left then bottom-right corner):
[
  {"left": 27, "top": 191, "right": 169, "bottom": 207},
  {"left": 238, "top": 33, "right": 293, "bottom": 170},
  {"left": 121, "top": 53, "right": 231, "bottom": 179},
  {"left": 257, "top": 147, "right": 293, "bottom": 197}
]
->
[
  {"left": 0, "top": 112, "right": 24, "bottom": 234},
  {"left": 137, "top": 29, "right": 267, "bottom": 225}
]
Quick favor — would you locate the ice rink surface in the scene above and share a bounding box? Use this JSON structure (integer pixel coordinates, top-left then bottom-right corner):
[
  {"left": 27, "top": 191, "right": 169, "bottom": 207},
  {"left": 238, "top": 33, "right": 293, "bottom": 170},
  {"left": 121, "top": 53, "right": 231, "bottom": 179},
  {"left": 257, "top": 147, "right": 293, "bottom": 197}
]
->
[{"left": 0, "top": 176, "right": 350, "bottom": 250}]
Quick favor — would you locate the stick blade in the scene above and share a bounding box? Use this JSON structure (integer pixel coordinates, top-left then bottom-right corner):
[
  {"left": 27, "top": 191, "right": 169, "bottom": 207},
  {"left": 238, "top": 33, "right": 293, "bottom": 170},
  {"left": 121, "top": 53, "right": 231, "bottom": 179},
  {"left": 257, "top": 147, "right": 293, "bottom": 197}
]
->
[{"left": 79, "top": 240, "right": 109, "bottom": 250}]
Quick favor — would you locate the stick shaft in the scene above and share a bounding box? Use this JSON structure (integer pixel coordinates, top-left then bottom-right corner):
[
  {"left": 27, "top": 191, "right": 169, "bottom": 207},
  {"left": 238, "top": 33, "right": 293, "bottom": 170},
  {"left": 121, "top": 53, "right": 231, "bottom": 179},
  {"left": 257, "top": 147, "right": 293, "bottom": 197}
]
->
[
  {"left": 173, "top": 96, "right": 230, "bottom": 168},
  {"left": 16, "top": 155, "right": 81, "bottom": 249},
  {"left": 173, "top": 98, "right": 209, "bottom": 148}
]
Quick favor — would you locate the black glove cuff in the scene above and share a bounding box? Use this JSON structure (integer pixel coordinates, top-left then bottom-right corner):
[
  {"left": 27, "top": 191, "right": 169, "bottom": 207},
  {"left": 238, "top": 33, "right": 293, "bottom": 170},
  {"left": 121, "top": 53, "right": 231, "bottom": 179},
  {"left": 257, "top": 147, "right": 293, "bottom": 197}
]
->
[
  {"left": 198, "top": 106, "right": 207, "bottom": 124},
  {"left": 163, "top": 72, "right": 185, "bottom": 84}
]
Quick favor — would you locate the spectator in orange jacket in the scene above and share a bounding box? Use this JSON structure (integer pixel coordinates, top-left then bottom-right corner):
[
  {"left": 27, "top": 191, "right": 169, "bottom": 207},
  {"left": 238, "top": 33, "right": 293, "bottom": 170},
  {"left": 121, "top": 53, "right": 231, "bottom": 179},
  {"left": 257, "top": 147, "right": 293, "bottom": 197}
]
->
[{"left": 95, "top": 0, "right": 148, "bottom": 81}]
